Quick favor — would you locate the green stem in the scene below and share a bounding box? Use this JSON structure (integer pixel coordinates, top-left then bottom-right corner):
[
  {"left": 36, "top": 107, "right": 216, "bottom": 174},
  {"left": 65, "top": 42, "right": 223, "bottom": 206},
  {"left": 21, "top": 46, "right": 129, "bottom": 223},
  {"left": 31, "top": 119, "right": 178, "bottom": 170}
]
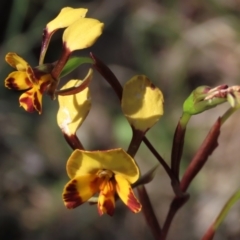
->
[
  {"left": 220, "top": 107, "right": 238, "bottom": 125},
  {"left": 215, "top": 190, "right": 240, "bottom": 229},
  {"left": 202, "top": 190, "right": 240, "bottom": 240}
]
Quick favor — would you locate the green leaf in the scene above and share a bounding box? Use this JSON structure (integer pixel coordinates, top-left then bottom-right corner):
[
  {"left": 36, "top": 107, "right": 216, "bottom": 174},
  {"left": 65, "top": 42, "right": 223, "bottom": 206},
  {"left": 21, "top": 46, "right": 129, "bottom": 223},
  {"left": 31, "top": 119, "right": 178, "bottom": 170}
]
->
[
  {"left": 60, "top": 56, "right": 93, "bottom": 78},
  {"left": 202, "top": 189, "right": 240, "bottom": 240}
]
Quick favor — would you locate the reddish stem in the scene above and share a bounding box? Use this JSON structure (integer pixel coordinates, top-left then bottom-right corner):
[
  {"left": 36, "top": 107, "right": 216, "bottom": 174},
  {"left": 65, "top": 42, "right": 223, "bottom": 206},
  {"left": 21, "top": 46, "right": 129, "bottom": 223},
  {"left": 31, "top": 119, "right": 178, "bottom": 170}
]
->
[
  {"left": 180, "top": 118, "right": 221, "bottom": 192},
  {"left": 160, "top": 194, "right": 189, "bottom": 240},
  {"left": 127, "top": 128, "right": 145, "bottom": 157},
  {"left": 160, "top": 118, "right": 221, "bottom": 239},
  {"left": 171, "top": 113, "right": 190, "bottom": 180},
  {"left": 63, "top": 133, "right": 84, "bottom": 150},
  {"left": 137, "top": 186, "right": 162, "bottom": 239},
  {"left": 48, "top": 44, "right": 71, "bottom": 98},
  {"left": 202, "top": 225, "right": 214, "bottom": 240}
]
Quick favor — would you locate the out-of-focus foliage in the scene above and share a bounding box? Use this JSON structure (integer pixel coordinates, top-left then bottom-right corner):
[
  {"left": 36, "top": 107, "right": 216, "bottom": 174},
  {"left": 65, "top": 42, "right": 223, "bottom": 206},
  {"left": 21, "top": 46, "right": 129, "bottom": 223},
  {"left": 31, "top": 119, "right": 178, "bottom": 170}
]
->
[{"left": 1, "top": 0, "right": 240, "bottom": 240}]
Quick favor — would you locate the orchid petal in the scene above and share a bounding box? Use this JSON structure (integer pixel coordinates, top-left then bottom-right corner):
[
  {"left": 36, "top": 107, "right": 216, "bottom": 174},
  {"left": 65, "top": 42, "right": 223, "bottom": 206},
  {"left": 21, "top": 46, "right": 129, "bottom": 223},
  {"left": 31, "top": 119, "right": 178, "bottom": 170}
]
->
[
  {"left": 47, "top": 7, "right": 88, "bottom": 33},
  {"left": 57, "top": 78, "right": 91, "bottom": 135},
  {"left": 5, "top": 52, "right": 38, "bottom": 84},
  {"left": 63, "top": 174, "right": 100, "bottom": 209},
  {"left": 5, "top": 71, "right": 32, "bottom": 90},
  {"left": 63, "top": 18, "right": 104, "bottom": 52},
  {"left": 98, "top": 180, "right": 115, "bottom": 216},
  {"left": 66, "top": 148, "right": 139, "bottom": 184},
  {"left": 19, "top": 87, "right": 43, "bottom": 114},
  {"left": 19, "top": 89, "right": 35, "bottom": 113},
  {"left": 5, "top": 52, "right": 29, "bottom": 71},
  {"left": 115, "top": 174, "right": 142, "bottom": 213},
  {"left": 121, "top": 75, "right": 164, "bottom": 132},
  {"left": 32, "top": 87, "right": 43, "bottom": 114}
]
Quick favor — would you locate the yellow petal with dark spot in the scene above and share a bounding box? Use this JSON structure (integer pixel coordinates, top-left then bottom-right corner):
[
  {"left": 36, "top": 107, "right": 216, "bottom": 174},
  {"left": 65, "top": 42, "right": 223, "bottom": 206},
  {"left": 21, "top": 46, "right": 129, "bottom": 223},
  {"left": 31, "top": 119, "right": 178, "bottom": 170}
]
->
[
  {"left": 19, "top": 87, "right": 43, "bottom": 114},
  {"left": 98, "top": 179, "right": 115, "bottom": 216},
  {"left": 66, "top": 148, "right": 139, "bottom": 184},
  {"left": 5, "top": 71, "right": 32, "bottom": 90},
  {"left": 19, "top": 89, "right": 35, "bottom": 113},
  {"left": 98, "top": 193, "right": 115, "bottom": 216},
  {"left": 63, "top": 174, "right": 100, "bottom": 209},
  {"left": 31, "top": 86, "right": 43, "bottom": 114},
  {"left": 115, "top": 174, "right": 142, "bottom": 213}
]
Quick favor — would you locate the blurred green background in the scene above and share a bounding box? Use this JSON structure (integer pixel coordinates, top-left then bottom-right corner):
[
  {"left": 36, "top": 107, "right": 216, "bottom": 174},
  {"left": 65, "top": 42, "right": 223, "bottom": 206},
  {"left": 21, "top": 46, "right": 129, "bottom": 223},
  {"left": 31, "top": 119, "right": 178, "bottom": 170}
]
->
[{"left": 1, "top": 0, "right": 240, "bottom": 239}]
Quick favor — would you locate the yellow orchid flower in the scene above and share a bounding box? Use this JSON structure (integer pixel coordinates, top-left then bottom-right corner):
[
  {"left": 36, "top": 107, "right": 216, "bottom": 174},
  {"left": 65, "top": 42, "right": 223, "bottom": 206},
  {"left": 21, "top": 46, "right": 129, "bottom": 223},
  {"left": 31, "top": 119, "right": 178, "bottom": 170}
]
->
[
  {"left": 5, "top": 52, "right": 54, "bottom": 114},
  {"left": 63, "top": 148, "right": 142, "bottom": 216},
  {"left": 121, "top": 75, "right": 164, "bottom": 132}
]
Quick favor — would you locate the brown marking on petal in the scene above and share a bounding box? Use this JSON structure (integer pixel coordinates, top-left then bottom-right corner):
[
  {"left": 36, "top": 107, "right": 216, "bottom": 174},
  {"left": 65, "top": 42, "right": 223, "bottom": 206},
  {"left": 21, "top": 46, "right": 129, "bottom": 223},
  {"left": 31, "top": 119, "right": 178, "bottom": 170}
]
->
[
  {"left": 97, "top": 198, "right": 115, "bottom": 216},
  {"left": 127, "top": 188, "right": 142, "bottom": 213},
  {"left": 27, "top": 66, "right": 37, "bottom": 83},
  {"left": 90, "top": 177, "right": 101, "bottom": 191},
  {"left": 97, "top": 180, "right": 115, "bottom": 216},
  {"left": 5, "top": 76, "right": 32, "bottom": 90},
  {"left": 104, "top": 199, "right": 115, "bottom": 216},
  {"left": 33, "top": 91, "right": 42, "bottom": 113},
  {"left": 24, "top": 91, "right": 32, "bottom": 96},
  {"left": 25, "top": 77, "right": 32, "bottom": 86},
  {"left": 19, "top": 96, "right": 35, "bottom": 112},
  {"left": 32, "top": 69, "right": 43, "bottom": 80},
  {"left": 33, "top": 68, "right": 52, "bottom": 80},
  {"left": 39, "top": 80, "right": 51, "bottom": 94},
  {"left": 5, "top": 77, "right": 19, "bottom": 90},
  {"left": 149, "top": 82, "right": 156, "bottom": 90},
  {"left": 63, "top": 179, "right": 83, "bottom": 209}
]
